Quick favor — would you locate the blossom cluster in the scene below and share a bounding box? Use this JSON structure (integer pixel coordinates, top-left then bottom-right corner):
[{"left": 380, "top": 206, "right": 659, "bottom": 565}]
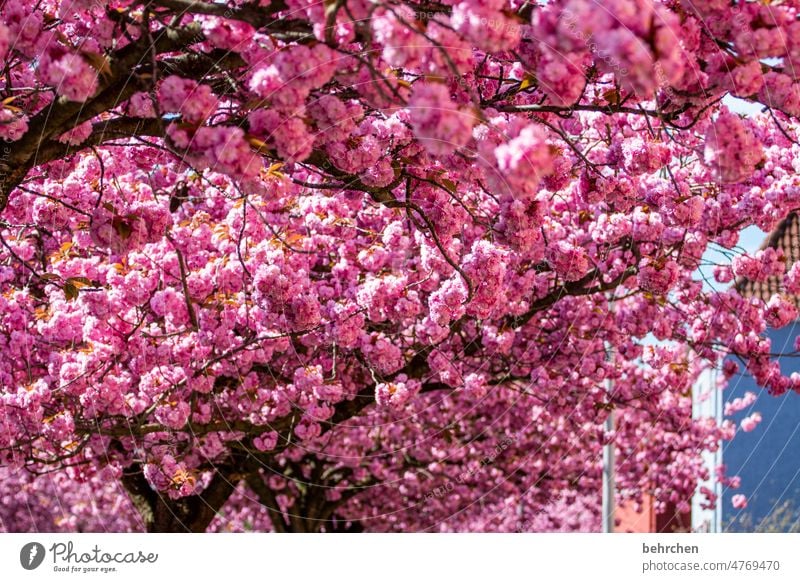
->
[{"left": 1, "top": 0, "right": 800, "bottom": 533}]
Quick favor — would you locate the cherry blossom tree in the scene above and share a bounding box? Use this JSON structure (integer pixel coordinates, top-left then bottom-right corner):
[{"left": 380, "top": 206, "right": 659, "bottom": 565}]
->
[{"left": 1, "top": 0, "right": 798, "bottom": 532}]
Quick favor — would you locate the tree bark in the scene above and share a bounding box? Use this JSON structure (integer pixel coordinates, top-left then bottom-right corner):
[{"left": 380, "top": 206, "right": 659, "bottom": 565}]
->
[
  {"left": 121, "top": 463, "right": 238, "bottom": 532},
  {"left": 244, "top": 468, "right": 365, "bottom": 533}
]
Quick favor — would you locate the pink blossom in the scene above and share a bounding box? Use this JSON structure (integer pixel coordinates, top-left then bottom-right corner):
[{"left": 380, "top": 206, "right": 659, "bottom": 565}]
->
[
  {"left": 253, "top": 431, "right": 278, "bottom": 452},
  {"left": 637, "top": 259, "right": 680, "bottom": 294},
  {"left": 375, "top": 377, "right": 420, "bottom": 410},
  {"left": 764, "top": 295, "right": 797, "bottom": 328},
  {"left": 546, "top": 240, "right": 589, "bottom": 283},
  {"left": 740, "top": 412, "right": 762, "bottom": 433},
  {"left": 732, "top": 248, "right": 786, "bottom": 282},
  {"left": 724, "top": 392, "right": 757, "bottom": 416},
  {"left": 732, "top": 494, "right": 748, "bottom": 509},
  {"left": 0, "top": 106, "right": 28, "bottom": 141},
  {"left": 451, "top": 0, "right": 521, "bottom": 52},
  {"left": 38, "top": 47, "right": 98, "bottom": 102},
  {"left": 158, "top": 76, "right": 219, "bottom": 124},
  {"left": 57, "top": 120, "right": 93, "bottom": 146},
  {"left": 1, "top": 0, "right": 798, "bottom": 535},
  {"left": 408, "top": 82, "right": 476, "bottom": 155},
  {"left": 0, "top": 24, "right": 10, "bottom": 61},
  {"left": 704, "top": 110, "right": 763, "bottom": 183}
]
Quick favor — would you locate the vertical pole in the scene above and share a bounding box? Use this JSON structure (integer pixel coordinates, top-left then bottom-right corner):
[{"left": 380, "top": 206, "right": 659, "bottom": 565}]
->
[
  {"left": 602, "top": 382, "right": 615, "bottom": 533},
  {"left": 602, "top": 296, "right": 615, "bottom": 533}
]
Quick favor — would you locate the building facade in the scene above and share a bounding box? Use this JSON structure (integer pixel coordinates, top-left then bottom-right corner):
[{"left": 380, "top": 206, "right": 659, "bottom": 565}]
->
[{"left": 693, "top": 214, "right": 800, "bottom": 532}]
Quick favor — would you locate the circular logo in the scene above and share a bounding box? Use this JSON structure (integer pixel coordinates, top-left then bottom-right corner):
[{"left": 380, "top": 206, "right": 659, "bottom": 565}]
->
[{"left": 20, "top": 542, "right": 46, "bottom": 570}]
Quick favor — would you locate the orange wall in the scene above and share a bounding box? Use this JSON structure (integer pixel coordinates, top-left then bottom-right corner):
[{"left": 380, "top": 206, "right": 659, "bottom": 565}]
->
[{"left": 614, "top": 496, "right": 691, "bottom": 533}]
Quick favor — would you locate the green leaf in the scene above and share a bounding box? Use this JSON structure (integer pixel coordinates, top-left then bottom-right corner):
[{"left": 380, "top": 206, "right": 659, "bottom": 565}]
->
[
  {"left": 66, "top": 276, "right": 92, "bottom": 288},
  {"left": 441, "top": 178, "right": 458, "bottom": 194},
  {"left": 64, "top": 282, "right": 79, "bottom": 301},
  {"left": 603, "top": 89, "right": 620, "bottom": 106},
  {"left": 112, "top": 216, "right": 132, "bottom": 239}
]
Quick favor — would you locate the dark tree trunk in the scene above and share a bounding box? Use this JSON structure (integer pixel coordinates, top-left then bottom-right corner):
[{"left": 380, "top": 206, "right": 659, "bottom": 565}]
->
[
  {"left": 244, "top": 470, "right": 364, "bottom": 533},
  {"left": 121, "top": 463, "right": 238, "bottom": 533}
]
